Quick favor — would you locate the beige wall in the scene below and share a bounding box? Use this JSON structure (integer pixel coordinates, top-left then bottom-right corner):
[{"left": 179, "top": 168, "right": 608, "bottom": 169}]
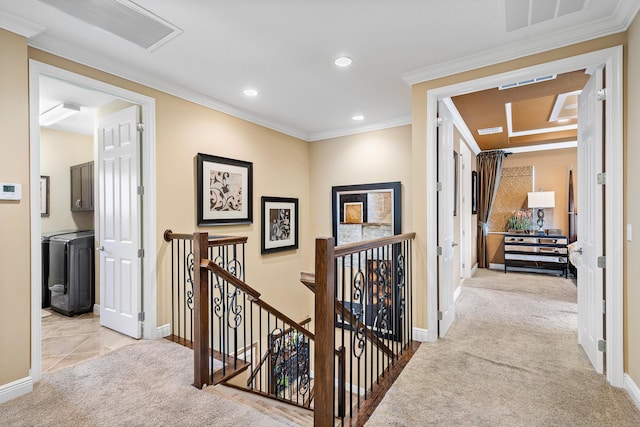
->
[
  {"left": 309, "top": 126, "right": 412, "bottom": 239},
  {"left": 0, "top": 29, "right": 31, "bottom": 385},
  {"left": 625, "top": 13, "right": 640, "bottom": 383},
  {"left": 486, "top": 148, "right": 577, "bottom": 264},
  {"left": 40, "top": 128, "right": 94, "bottom": 233},
  {"left": 411, "top": 31, "right": 640, "bottom": 385}
]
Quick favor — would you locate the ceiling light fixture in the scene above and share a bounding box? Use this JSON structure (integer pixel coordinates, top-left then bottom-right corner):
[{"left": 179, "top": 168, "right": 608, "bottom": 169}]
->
[
  {"left": 335, "top": 56, "right": 352, "bottom": 67},
  {"left": 352, "top": 115, "right": 364, "bottom": 121},
  {"left": 40, "top": 102, "right": 81, "bottom": 126},
  {"left": 477, "top": 126, "right": 503, "bottom": 135},
  {"left": 243, "top": 89, "right": 258, "bottom": 97}
]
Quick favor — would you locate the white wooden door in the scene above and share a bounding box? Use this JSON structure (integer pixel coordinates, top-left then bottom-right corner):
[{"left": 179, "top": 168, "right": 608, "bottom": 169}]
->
[
  {"left": 437, "top": 100, "right": 455, "bottom": 337},
  {"left": 98, "top": 105, "right": 142, "bottom": 339},
  {"left": 576, "top": 67, "right": 604, "bottom": 373}
]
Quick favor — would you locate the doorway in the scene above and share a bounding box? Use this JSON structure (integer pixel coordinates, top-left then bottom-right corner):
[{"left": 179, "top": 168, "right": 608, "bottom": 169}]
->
[
  {"left": 427, "top": 46, "right": 624, "bottom": 387},
  {"left": 29, "top": 60, "right": 158, "bottom": 382}
]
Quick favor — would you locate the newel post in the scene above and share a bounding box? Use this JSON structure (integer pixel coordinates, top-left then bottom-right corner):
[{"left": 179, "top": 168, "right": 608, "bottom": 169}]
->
[
  {"left": 314, "top": 237, "right": 335, "bottom": 426},
  {"left": 193, "top": 232, "right": 209, "bottom": 388}
]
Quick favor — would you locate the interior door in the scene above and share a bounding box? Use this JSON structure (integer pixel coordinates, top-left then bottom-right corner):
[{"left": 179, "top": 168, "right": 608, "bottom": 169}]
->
[
  {"left": 576, "top": 67, "right": 604, "bottom": 373},
  {"left": 437, "top": 100, "right": 455, "bottom": 337},
  {"left": 98, "top": 105, "right": 142, "bottom": 339}
]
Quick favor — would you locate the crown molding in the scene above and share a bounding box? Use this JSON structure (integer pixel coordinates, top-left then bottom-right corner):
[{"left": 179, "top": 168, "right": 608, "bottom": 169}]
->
[
  {"left": 0, "top": 9, "right": 46, "bottom": 38},
  {"left": 308, "top": 115, "right": 412, "bottom": 142},
  {"left": 28, "top": 37, "right": 310, "bottom": 142},
  {"left": 402, "top": 8, "right": 638, "bottom": 86},
  {"left": 503, "top": 140, "right": 577, "bottom": 154},
  {"left": 441, "top": 98, "right": 480, "bottom": 155}
]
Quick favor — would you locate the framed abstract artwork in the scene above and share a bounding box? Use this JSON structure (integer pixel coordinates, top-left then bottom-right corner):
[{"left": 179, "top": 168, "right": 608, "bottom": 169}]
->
[
  {"left": 196, "top": 153, "right": 253, "bottom": 226},
  {"left": 261, "top": 196, "right": 299, "bottom": 254}
]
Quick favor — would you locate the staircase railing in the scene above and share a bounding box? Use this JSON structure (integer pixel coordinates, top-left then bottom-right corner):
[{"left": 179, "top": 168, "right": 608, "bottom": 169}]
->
[
  {"left": 313, "top": 232, "right": 418, "bottom": 426},
  {"left": 164, "top": 230, "right": 315, "bottom": 411}
]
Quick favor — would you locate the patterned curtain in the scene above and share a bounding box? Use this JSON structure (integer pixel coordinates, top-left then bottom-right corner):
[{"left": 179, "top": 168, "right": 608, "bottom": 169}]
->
[{"left": 476, "top": 150, "right": 506, "bottom": 268}]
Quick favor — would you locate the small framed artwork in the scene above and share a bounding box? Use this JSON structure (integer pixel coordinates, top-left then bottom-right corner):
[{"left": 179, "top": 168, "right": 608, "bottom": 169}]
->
[
  {"left": 471, "top": 170, "right": 478, "bottom": 215},
  {"left": 261, "top": 196, "right": 298, "bottom": 254},
  {"left": 196, "top": 153, "right": 253, "bottom": 226},
  {"left": 40, "top": 175, "right": 50, "bottom": 217},
  {"left": 453, "top": 151, "right": 459, "bottom": 216}
]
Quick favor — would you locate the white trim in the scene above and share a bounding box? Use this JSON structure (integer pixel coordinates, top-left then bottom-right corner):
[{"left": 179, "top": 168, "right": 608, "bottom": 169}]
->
[
  {"left": 412, "top": 327, "right": 432, "bottom": 342},
  {"left": 624, "top": 374, "right": 640, "bottom": 412},
  {"left": 308, "top": 115, "right": 412, "bottom": 142},
  {"left": 93, "top": 304, "right": 100, "bottom": 315},
  {"left": 402, "top": 4, "right": 639, "bottom": 86},
  {"left": 156, "top": 324, "right": 171, "bottom": 338},
  {"left": 442, "top": 98, "right": 481, "bottom": 154},
  {"left": 29, "top": 60, "right": 159, "bottom": 384},
  {"left": 0, "top": 376, "right": 33, "bottom": 404},
  {"left": 0, "top": 10, "right": 46, "bottom": 38},
  {"left": 470, "top": 263, "right": 478, "bottom": 277},
  {"left": 453, "top": 286, "right": 462, "bottom": 302},
  {"left": 507, "top": 141, "right": 578, "bottom": 154},
  {"left": 505, "top": 102, "right": 577, "bottom": 136},
  {"left": 425, "top": 46, "right": 624, "bottom": 387}
]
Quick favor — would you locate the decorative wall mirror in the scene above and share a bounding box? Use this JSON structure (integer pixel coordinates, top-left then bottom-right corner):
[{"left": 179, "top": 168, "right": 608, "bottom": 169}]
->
[{"left": 332, "top": 181, "right": 402, "bottom": 246}]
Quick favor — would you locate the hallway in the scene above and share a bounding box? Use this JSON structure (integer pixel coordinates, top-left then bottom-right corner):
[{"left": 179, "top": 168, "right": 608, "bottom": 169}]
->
[{"left": 366, "top": 269, "right": 640, "bottom": 426}]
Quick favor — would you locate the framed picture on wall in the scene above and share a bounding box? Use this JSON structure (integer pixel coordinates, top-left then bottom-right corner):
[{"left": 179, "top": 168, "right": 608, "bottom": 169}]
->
[
  {"left": 454, "top": 151, "right": 459, "bottom": 216},
  {"left": 261, "top": 196, "right": 299, "bottom": 254},
  {"left": 196, "top": 153, "right": 253, "bottom": 226},
  {"left": 471, "top": 170, "right": 478, "bottom": 215}
]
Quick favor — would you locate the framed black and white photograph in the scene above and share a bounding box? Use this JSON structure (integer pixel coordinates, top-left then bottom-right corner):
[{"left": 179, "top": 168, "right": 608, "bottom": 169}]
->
[
  {"left": 40, "top": 175, "right": 50, "bottom": 217},
  {"left": 471, "top": 170, "right": 478, "bottom": 215},
  {"left": 261, "top": 196, "right": 298, "bottom": 254},
  {"left": 196, "top": 153, "right": 253, "bottom": 226}
]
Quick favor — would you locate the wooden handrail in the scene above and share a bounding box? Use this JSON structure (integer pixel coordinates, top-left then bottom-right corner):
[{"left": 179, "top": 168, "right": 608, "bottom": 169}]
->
[
  {"left": 164, "top": 229, "right": 248, "bottom": 246},
  {"left": 203, "top": 260, "right": 261, "bottom": 300},
  {"left": 333, "top": 232, "right": 416, "bottom": 257},
  {"left": 299, "top": 273, "right": 395, "bottom": 358}
]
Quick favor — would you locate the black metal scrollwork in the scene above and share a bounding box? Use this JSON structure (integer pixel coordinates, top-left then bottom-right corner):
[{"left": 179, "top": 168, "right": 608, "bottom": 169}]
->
[
  {"left": 186, "top": 251, "right": 195, "bottom": 310},
  {"left": 352, "top": 269, "right": 366, "bottom": 358}
]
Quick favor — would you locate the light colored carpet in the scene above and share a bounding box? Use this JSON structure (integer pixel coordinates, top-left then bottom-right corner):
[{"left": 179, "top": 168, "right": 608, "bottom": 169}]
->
[
  {"left": 0, "top": 339, "right": 309, "bottom": 426},
  {"left": 366, "top": 269, "right": 640, "bottom": 426}
]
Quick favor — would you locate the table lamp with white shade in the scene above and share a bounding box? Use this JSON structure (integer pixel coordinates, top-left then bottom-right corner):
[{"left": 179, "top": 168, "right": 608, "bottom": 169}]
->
[{"left": 528, "top": 191, "right": 555, "bottom": 230}]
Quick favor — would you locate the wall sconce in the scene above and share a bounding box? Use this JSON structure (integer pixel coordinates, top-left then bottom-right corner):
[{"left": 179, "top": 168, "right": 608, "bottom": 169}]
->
[
  {"left": 40, "top": 102, "right": 81, "bottom": 126},
  {"left": 528, "top": 191, "right": 555, "bottom": 230}
]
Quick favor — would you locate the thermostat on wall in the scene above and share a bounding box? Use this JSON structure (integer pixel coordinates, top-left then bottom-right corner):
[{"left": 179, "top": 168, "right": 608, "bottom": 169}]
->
[{"left": 0, "top": 183, "right": 22, "bottom": 200}]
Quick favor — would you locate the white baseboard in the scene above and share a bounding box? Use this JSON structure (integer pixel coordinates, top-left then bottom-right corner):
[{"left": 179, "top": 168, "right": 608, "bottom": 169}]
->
[
  {"left": 624, "top": 374, "right": 640, "bottom": 412},
  {"left": 156, "top": 324, "right": 171, "bottom": 338},
  {"left": 471, "top": 263, "right": 478, "bottom": 276},
  {"left": 93, "top": 304, "right": 100, "bottom": 315},
  {"left": 453, "top": 286, "right": 462, "bottom": 302},
  {"left": 413, "top": 327, "right": 431, "bottom": 342},
  {"left": 0, "top": 376, "right": 33, "bottom": 404}
]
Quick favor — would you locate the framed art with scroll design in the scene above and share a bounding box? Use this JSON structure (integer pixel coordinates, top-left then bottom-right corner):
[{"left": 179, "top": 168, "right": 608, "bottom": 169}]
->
[{"left": 196, "top": 153, "right": 253, "bottom": 226}]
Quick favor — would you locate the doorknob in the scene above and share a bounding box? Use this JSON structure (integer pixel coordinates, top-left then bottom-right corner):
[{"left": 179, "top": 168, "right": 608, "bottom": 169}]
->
[
  {"left": 574, "top": 248, "right": 583, "bottom": 254},
  {"left": 452, "top": 242, "right": 458, "bottom": 247},
  {"left": 97, "top": 246, "right": 105, "bottom": 251}
]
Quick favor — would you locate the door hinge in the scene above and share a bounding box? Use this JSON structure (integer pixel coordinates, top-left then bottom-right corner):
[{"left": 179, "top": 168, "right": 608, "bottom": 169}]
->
[
  {"left": 598, "top": 339, "right": 607, "bottom": 352},
  {"left": 437, "top": 311, "right": 444, "bottom": 321},
  {"left": 436, "top": 182, "right": 443, "bottom": 191},
  {"left": 138, "top": 312, "right": 145, "bottom": 322},
  {"left": 596, "top": 88, "right": 607, "bottom": 102},
  {"left": 138, "top": 248, "right": 145, "bottom": 258},
  {"left": 597, "top": 256, "right": 606, "bottom": 268},
  {"left": 597, "top": 172, "right": 606, "bottom": 185},
  {"left": 137, "top": 123, "right": 144, "bottom": 132},
  {"left": 602, "top": 300, "right": 606, "bottom": 314},
  {"left": 437, "top": 246, "right": 443, "bottom": 256},
  {"left": 436, "top": 117, "right": 443, "bottom": 127},
  {"left": 137, "top": 186, "right": 144, "bottom": 196}
]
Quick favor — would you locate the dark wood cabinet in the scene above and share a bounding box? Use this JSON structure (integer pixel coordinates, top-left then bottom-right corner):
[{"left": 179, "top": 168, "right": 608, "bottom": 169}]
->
[
  {"left": 504, "top": 233, "right": 568, "bottom": 277},
  {"left": 70, "top": 161, "right": 94, "bottom": 211}
]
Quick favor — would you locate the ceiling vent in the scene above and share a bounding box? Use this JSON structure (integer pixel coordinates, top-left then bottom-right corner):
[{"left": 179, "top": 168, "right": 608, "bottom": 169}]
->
[
  {"left": 478, "top": 126, "right": 504, "bottom": 136},
  {"left": 39, "top": 0, "right": 182, "bottom": 50},
  {"left": 505, "top": 0, "right": 589, "bottom": 32},
  {"left": 499, "top": 74, "right": 557, "bottom": 90}
]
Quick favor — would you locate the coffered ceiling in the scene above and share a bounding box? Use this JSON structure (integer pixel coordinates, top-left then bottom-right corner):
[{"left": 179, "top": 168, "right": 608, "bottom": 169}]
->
[
  {"left": 1, "top": 0, "right": 639, "bottom": 141},
  {"left": 451, "top": 69, "right": 591, "bottom": 151}
]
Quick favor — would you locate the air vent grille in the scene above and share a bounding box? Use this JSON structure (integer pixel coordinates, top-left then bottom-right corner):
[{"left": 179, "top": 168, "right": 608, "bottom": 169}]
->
[
  {"left": 499, "top": 74, "right": 557, "bottom": 90},
  {"left": 39, "top": 0, "right": 181, "bottom": 50}
]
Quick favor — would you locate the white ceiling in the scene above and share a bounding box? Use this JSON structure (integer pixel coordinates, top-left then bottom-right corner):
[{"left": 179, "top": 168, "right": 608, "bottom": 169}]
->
[{"left": 2, "top": 0, "right": 639, "bottom": 141}]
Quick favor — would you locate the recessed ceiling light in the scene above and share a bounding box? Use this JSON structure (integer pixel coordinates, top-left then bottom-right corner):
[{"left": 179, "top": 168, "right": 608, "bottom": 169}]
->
[
  {"left": 243, "top": 89, "right": 258, "bottom": 97},
  {"left": 335, "top": 56, "right": 352, "bottom": 67},
  {"left": 352, "top": 115, "right": 364, "bottom": 121}
]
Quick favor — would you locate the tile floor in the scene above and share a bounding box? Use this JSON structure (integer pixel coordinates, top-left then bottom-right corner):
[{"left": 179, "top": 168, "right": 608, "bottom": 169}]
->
[{"left": 41, "top": 308, "right": 138, "bottom": 373}]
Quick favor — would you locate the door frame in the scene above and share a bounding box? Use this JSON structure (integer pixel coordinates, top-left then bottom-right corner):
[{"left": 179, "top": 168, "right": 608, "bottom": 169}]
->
[
  {"left": 425, "top": 46, "right": 623, "bottom": 387},
  {"left": 28, "top": 60, "right": 158, "bottom": 382}
]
